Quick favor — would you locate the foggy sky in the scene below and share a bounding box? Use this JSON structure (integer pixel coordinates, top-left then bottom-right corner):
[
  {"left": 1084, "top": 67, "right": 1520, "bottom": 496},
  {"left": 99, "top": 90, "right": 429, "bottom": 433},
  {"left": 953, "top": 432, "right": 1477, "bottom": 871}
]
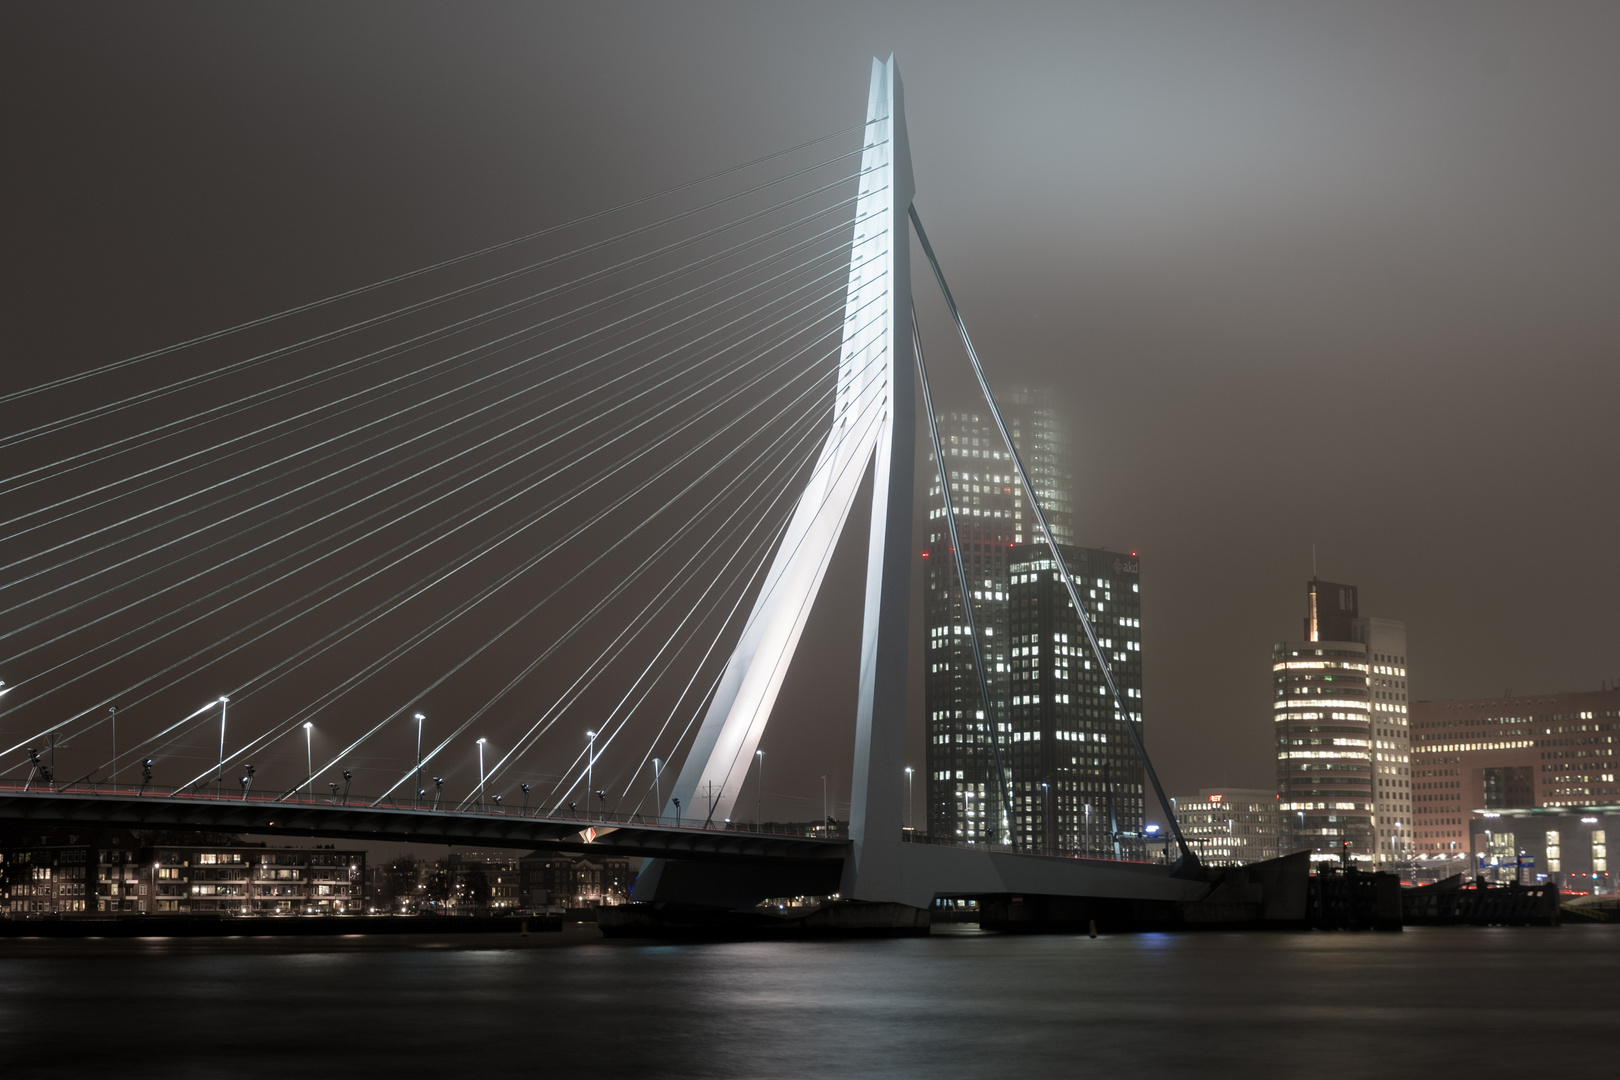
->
[{"left": 3, "top": 1, "right": 1617, "bottom": 812}]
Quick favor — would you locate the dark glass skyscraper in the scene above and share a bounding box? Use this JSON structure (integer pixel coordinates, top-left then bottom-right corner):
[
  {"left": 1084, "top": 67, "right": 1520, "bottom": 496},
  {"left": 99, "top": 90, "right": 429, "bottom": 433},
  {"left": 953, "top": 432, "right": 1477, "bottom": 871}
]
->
[
  {"left": 1005, "top": 544, "right": 1144, "bottom": 857},
  {"left": 922, "top": 396, "right": 1144, "bottom": 852}
]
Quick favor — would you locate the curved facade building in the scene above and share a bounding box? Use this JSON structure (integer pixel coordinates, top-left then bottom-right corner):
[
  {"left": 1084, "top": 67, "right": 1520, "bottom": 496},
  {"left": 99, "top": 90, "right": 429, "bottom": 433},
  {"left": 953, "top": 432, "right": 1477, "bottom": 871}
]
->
[{"left": 1274, "top": 580, "right": 1377, "bottom": 861}]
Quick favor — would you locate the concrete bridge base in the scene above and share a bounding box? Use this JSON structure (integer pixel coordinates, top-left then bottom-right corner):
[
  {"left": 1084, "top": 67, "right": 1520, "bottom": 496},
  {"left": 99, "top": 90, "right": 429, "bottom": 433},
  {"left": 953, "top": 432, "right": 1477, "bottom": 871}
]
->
[{"left": 597, "top": 900, "right": 930, "bottom": 939}]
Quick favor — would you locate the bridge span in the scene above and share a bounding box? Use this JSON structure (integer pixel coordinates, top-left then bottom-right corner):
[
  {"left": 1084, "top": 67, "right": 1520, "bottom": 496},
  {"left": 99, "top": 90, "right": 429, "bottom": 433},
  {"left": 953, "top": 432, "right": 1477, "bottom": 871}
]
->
[
  {"left": 0, "top": 55, "right": 1227, "bottom": 928},
  {"left": 0, "top": 783, "right": 1210, "bottom": 912}
]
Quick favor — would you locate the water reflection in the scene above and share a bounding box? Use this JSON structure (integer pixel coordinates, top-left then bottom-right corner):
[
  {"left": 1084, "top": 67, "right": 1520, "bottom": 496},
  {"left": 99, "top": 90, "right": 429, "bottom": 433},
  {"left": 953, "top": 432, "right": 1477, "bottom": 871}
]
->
[{"left": 2, "top": 925, "right": 1617, "bottom": 1078}]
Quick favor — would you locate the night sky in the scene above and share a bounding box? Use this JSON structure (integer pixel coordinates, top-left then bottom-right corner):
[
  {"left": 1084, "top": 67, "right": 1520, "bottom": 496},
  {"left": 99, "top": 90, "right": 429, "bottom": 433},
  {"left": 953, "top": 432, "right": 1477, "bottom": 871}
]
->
[{"left": 4, "top": 2, "right": 1617, "bottom": 819}]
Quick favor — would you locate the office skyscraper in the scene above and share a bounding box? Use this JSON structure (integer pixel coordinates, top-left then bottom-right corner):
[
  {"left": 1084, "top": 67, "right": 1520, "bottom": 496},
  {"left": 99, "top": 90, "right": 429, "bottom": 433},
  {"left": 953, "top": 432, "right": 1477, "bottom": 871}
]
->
[
  {"left": 1274, "top": 579, "right": 1411, "bottom": 864},
  {"left": 1005, "top": 544, "right": 1144, "bottom": 857},
  {"left": 924, "top": 394, "right": 1143, "bottom": 851}
]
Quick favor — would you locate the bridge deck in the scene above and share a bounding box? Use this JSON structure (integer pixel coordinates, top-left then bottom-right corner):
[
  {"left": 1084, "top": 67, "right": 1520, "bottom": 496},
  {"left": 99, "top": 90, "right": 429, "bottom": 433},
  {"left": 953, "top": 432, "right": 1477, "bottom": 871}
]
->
[
  {"left": 0, "top": 786, "right": 1211, "bottom": 906},
  {"left": 0, "top": 785, "right": 842, "bottom": 864}
]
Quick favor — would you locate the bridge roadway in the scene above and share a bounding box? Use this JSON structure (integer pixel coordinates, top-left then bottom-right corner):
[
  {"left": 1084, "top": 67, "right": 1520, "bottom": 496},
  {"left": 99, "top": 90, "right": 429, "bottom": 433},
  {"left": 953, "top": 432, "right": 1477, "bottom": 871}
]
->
[
  {"left": 0, "top": 783, "right": 840, "bottom": 864},
  {"left": 0, "top": 784, "right": 1211, "bottom": 908}
]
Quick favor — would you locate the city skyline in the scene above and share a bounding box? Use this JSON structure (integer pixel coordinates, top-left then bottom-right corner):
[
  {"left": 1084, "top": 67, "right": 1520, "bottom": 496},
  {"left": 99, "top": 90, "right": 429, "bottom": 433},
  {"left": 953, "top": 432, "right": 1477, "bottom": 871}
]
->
[
  {"left": 3, "top": 1, "right": 1616, "bottom": 811},
  {"left": 3, "top": 7, "right": 1618, "bottom": 1076}
]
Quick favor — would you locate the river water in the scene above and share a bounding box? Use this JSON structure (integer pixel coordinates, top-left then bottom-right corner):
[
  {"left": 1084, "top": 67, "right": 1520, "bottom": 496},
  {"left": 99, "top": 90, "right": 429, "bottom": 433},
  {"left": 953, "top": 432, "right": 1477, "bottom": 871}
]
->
[{"left": 2, "top": 924, "right": 1616, "bottom": 1077}]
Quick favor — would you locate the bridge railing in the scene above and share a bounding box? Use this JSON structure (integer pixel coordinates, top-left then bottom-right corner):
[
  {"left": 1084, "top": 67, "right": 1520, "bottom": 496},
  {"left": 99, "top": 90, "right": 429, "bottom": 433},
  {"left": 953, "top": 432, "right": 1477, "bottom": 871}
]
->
[
  {"left": 0, "top": 780, "right": 847, "bottom": 841},
  {"left": 900, "top": 824, "right": 1165, "bottom": 865}
]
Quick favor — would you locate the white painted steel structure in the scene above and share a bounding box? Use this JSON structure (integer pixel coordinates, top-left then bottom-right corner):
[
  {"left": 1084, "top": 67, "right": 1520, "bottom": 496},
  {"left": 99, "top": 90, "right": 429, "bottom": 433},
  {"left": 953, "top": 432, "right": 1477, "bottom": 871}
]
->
[
  {"left": 638, "top": 56, "right": 915, "bottom": 904},
  {"left": 639, "top": 57, "right": 1199, "bottom": 909}
]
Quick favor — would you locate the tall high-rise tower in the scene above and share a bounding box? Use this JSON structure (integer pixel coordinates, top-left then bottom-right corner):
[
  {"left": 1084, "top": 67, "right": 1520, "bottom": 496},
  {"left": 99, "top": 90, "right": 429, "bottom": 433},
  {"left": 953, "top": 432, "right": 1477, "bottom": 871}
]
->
[
  {"left": 1274, "top": 579, "right": 1411, "bottom": 865},
  {"left": 922, "top": 393, "right": 1095, "bottom": 846},
  {"left": 1005, "top": 544, "right": 1144, "bottom": 857},
  {"left": 1003, "top": 387, "right": 1072, "bottom": 548}
]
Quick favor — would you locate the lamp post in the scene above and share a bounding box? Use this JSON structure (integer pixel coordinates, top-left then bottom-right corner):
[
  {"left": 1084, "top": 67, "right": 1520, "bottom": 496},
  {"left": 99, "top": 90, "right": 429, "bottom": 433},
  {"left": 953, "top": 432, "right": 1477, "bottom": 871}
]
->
[
  {"left": 303, "top": 722, "right": 313, "bottom": 799},
  {"left": 821, "top": 774, "right": 828, "bottom": 835},
  {"left": 756, "top": 749, "right": 765, "bottom": 829},
  {"left": 905, "top": 766, "right": 915, "bottom": 832},
  {"left": 476, "top": 738, "right": 487, "bottom": 808},
  {"left": 652, "top": 758, "right": 662, "bottom": 821},
  {"left": 1041, "top": 782, "right": 1050, "bottom": 855},
  {"left": 586, "top": 730, "right": 597, "bottom": 820},
  {"left": 413, "top": 713, "right": 425, "bottom": 809},
  {"left": 216, "top": 696, "right": 229, "bottom": 796},
  {"left": 110, "top": 705, "right": 117, "bottom": 787}
]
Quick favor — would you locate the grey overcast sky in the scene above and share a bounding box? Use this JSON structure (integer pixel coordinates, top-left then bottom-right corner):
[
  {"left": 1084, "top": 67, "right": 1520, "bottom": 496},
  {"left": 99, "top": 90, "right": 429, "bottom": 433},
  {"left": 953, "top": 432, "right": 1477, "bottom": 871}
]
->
[{"left": 3, "top": 1, "right": 1616, "bottom": 806}]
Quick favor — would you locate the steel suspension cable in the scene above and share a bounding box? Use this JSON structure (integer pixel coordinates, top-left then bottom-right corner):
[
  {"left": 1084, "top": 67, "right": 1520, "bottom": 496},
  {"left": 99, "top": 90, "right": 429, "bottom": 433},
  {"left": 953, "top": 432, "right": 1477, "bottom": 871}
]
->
[
  {"left": 0, "top": 120, "right": 876, "bottom": 411},
  {"left": 911, "top": 205, "right": 1194, "bottom": 866},
  {"left": 0, "top": 147, "right": 885, "bottom": 465},
  {"left": 2, "top": 277, "right": 883, "bottom": 774}
]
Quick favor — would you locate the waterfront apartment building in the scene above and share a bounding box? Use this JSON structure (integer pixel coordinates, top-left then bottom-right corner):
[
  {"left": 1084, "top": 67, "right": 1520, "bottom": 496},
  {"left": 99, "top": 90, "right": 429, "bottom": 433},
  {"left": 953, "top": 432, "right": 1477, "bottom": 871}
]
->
[
  {"left": 1409, "top": 687, "right": 1620, "bottom": 855},
  {"left": 1172, "top": 789, "right": 1283, "bottom": 865},
  {"left": 1, "top": 830, "right": 364, "bottom": 917},
  {"left": 1274, "top": 579, "right": 1411, "bottom": 864},
  {"left": 922, "top": 394, "right": 1074, "bottom": 846},
  {"left": 446, "top": 851, "right": 523, "bottom": 913},
  {"left": 518, "top": 853, "right": 635, "bottom": 909}
]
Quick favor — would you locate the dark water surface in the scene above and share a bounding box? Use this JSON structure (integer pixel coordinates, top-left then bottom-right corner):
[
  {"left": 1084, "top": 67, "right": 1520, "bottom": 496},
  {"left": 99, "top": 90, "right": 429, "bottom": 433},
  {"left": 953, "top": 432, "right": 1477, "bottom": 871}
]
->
[{"left": 2, "top": 924, "right": 1616, "bottom": 1078}]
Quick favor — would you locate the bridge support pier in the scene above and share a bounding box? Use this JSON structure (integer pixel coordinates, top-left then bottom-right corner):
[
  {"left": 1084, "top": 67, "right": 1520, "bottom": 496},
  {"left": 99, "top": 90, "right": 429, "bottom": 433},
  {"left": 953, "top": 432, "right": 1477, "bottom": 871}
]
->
[{"left": 598, "top": 899, "right": 929, "bottom": 939}]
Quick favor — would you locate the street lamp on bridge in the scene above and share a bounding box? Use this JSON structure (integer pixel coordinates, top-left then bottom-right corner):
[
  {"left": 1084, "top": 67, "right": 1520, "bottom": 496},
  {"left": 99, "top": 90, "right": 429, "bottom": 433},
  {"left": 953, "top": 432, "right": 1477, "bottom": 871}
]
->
[
  {"left": 216, "top": 696, "right": 228, "bottom": 796},
  {"left": 413, "top": 713, "right": 425, "bottom": 809},
  {"left": 586, "top": 730, "right": 597, "bottom": 819},
  {"left": 905, "top": 766, "right": 914, "bottom": 832},
  {"left": 303, "top": 722, "right": 313, "bottom": 799},
  {"left": 476, "top": 738, "right": 487, "bottom": 808}
]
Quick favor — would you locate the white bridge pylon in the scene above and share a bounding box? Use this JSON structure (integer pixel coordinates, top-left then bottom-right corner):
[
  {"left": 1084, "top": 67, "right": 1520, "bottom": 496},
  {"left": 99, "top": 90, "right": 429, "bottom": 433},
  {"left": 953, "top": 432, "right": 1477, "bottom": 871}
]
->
[{"left": 641, "top": 56, "right": 915, "bottom": 902}]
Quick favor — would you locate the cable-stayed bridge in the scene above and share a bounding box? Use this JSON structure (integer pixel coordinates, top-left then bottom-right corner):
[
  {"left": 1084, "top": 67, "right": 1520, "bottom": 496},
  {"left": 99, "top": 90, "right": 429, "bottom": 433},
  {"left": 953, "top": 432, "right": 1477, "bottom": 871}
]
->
[{"left": 0, "top": 57, "right": 1220, "bottom": 920}]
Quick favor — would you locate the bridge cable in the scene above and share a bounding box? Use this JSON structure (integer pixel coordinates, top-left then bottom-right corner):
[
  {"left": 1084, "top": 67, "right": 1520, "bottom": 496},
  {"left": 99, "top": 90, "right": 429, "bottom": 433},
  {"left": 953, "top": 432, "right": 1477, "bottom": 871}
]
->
[
  {"left": 913, "top": 299, "right": 1017, "bottom": 846},
  {"left": 281, "top": 317, "right": 875, "bottom": 801},
  {"left": 0, "top": 166, "right": 886, "bottom": 525},
  {"left": 0, "top": 263, "right": 862, "bottom": 748},
  {"left": 232, "top": 289, "right": 887, "bottom": 794},
  {"left": 911, "top": 205, "right": 1196, "bottom": 867},
  {"left": 458, "top": 391, "right": 838, "bottom": 810},
  {"left": 483, "top": 343, "right": 894, "bottom": 809},
  {"left": 545, "top": 378, "right": 893, "bottom": 818},
  {"left": 0, "top": 216, "right": 876, "bottom": 619},
  {"left": 0, "top": 192, "right": 875, "bottom": 559},
  {"left": 0, "top": 137, "right": 885, "bottom": 458},
  {"left": 0, "top": 119, "right": 875, "bottom": 412},
  {"left": 4, "top": 272, "right": 878, "bottom": 774}
]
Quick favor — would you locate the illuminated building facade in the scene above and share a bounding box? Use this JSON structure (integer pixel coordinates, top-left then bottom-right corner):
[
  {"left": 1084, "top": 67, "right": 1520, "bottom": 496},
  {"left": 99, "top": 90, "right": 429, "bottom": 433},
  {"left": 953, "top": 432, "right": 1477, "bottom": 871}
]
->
[
  {"left": 1, "top": 830, "right": 364, "bottom": 917},
  {"left": 1468, "top": 806, "right": 1617, "bottom": 893},
  {"left": 922, "top": 398, "right": 1077, "bottom": 845},
  {"left": 1410, "top": 687, "right": 1620, "bottom": 857},
  {"left": 1005, "top": 544, "right": 1144, "bottom": 857},
  {"left": 1171, "top": 789, "right": 1283, "bottom": 865},
  {"left": 1275, "top": 580, "right": 1374, "bottom": 861},
  {"left": 1272, "top": 579, "right": 1411, "bottom": 864},
  {"left": 519, "top": 853, "right": 635, "bottom": 909},
  {"left": 1361, "top": 616, "right": 1412, "bottom": 861}
]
